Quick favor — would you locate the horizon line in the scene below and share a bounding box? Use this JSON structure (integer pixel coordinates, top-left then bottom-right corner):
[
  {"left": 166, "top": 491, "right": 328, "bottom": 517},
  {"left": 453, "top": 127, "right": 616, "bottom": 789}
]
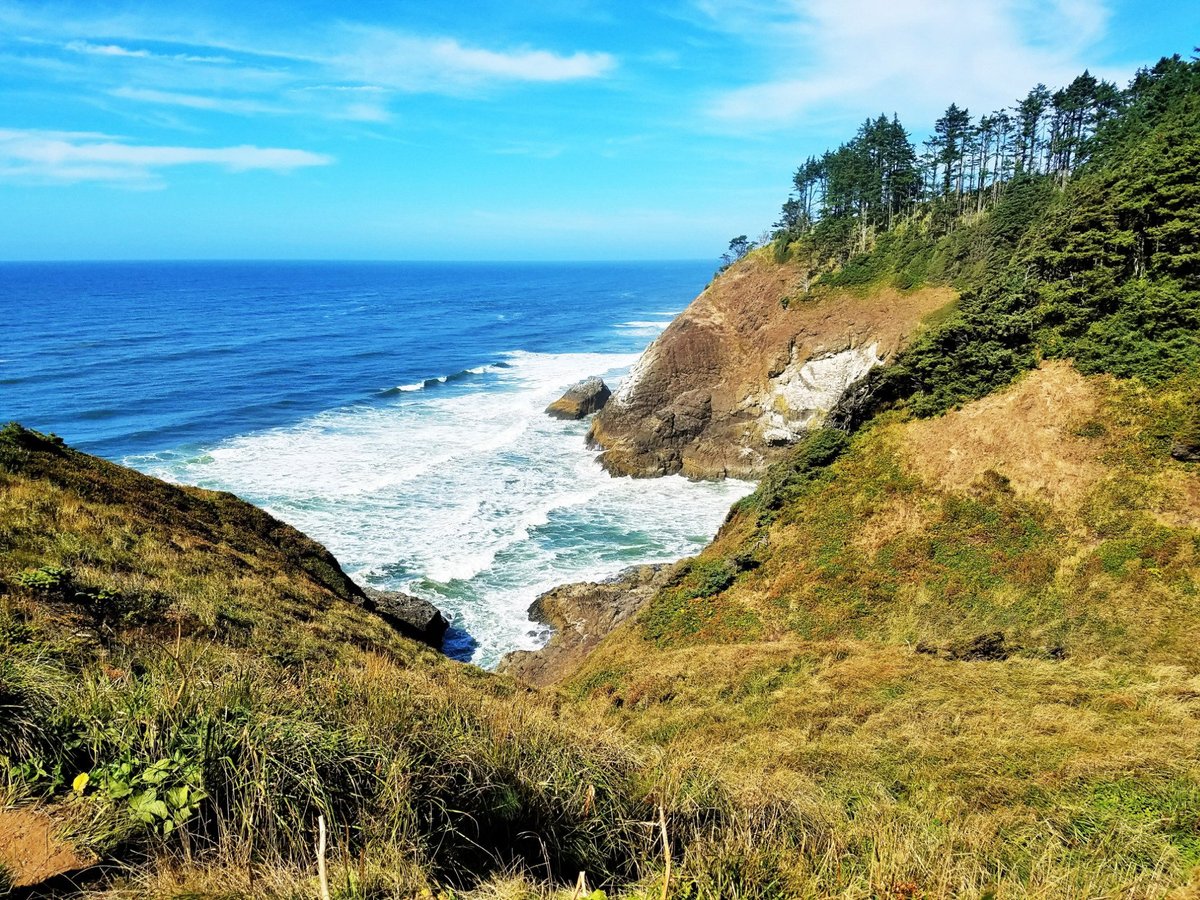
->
[{"left": 0, "top": 256, "right": 721, "bottom": 265}]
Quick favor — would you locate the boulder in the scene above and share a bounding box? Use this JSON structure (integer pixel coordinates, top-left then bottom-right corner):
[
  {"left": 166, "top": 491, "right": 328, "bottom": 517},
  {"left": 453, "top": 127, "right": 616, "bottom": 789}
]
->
[
  {"left": 361, "top": 586, "right": 449, "bottom": 649},
  {"left": 545, "top": 377, "right": 612, "bottom": 420},
  {"left": 1172, "top": 422, "right": 1200, "bottom": 461},
  {"left": 1173, "top": 440, "right": 1200, "bottom": 462},
  {"left": 498, "top": 564, "right": 671, "bottom": 686}
]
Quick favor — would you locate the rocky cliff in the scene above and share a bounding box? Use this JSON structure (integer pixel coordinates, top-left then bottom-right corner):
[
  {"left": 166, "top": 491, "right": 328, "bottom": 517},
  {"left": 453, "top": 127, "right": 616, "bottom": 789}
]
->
[
  {"left": 499, "top": 564, "right": 671, "bottom": 686},
  {"left": 588, "top": 252, "right": 953, "bottom": 479}
]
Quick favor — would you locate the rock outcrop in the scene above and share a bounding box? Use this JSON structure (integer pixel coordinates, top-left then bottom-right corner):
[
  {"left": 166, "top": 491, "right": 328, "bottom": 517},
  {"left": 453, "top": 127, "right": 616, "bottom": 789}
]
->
[
  {"left": 1173, "top": 412, "right": 1200, "bottom": 461},
  {"left": 360, "top": 586, "right": 449, "bottom": 649},
  {"left": 498, "top": 564, "right": 671, "bottom": 686},
  {"left": 546, "top": 376, "right": 612, "bottom": 420},
  {"left": 588, "top": 254, "right": 954, "bottom": 478}
]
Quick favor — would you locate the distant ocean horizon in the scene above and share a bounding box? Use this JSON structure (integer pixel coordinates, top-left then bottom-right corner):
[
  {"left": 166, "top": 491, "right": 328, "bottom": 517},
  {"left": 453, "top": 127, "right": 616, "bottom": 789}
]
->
[{"left": 2, "top": 261, "right": 753, "bottom": 665}]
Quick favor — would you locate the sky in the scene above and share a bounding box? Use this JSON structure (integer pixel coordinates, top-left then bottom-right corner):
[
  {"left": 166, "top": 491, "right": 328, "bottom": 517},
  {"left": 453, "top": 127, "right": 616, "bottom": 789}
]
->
[{"left": 0, "top": 0, "right": 1196, "bottom": 260}]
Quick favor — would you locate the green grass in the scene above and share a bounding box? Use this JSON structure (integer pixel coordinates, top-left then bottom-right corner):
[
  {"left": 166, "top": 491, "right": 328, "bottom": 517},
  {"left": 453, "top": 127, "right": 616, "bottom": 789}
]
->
[
  {"left": 561, "top": 361, "right": 1200, "bottom": 898},
  {"left": 0, "top": 424, "right": 684, "bottom": 895},
  {"left": 638, "top": 559, "right": 760, "bottom": 648}
]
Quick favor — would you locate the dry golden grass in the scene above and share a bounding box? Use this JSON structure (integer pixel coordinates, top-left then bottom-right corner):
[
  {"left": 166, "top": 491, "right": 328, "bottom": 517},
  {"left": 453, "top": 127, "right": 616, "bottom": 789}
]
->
[
  {"left": 7, "top": 351, "right": 1200, "bottom": 898},
  {"left": 560, "top": 363, "right": 1200, "bottom": 897},
  {"left": 902, "top": 361, "right": 1108, "bottom": 510}
]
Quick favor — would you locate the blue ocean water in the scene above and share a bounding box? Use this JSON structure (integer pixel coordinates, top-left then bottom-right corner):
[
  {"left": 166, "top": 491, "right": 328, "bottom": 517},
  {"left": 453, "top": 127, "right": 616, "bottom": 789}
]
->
[{"left": 1, "top": 261, "right": 752, "bottom": 664}]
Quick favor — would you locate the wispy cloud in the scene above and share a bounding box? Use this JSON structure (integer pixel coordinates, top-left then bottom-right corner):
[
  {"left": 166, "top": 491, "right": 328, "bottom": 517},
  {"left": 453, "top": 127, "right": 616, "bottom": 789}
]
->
[
  {"left": 700, "top": 0, "right": 1117, "bottom": 130},
  {"left": 0, "top": 128, "right": 332, "bottom": 184},
  {"left": 57, "top": 37, "right": 232, "bottom": 64},
  {"left": 109, "top": 87, "right": 287, "bottom": 117},
  {"left": 64, "top": 40, "right": 149, "bottom": 59},
  {"left": 0, "top": 8, "right": 618, "bottom": 132},
  {"left": 338, "top": 27, "right": 615, "bottom": 92}
]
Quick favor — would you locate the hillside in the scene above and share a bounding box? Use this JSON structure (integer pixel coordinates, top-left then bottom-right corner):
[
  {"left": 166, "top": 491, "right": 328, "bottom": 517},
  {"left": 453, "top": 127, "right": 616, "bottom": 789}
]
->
[
  {"left": 524, "top": 51, "right": 1200, "bottom": 897},
  {"left": 0, "top": 424, "right": 697, "bottom": 898},
  {"left": 593, "top": 54, "right": 1199, "bottom": 485},
  {"left": 500, "top": 356, "right": 1199, "bottom": 897}
]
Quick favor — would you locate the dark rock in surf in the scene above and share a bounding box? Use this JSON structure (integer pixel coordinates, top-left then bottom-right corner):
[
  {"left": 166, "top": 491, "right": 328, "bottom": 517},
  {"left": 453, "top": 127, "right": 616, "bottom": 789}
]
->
[{"left": 361, "top": 586, "right": 449, "bottom": 649}]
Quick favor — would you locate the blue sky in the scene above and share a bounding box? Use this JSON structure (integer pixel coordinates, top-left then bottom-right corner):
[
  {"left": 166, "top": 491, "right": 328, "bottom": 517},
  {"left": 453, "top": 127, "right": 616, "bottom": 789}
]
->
[{"left": 0, "top": 0, "right": 1195, "bottom": 260}]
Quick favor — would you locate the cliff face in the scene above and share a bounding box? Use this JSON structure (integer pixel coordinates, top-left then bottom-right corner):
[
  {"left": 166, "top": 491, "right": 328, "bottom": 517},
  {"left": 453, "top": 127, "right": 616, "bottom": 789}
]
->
[{"left": 588, "top": 253, "right": 954, "bottom": 479}]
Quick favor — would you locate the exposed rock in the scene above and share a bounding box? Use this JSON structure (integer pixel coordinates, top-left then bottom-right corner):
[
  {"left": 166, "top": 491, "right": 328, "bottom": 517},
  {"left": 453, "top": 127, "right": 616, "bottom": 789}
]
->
[
  {"left": 498, "top": 564, "right": 672, "bottom": 686},
  {"left": 588, "top": 254, "right": 954, "bottom": 479},
  {"left": 916, "top": 632, "right": 1013, "bottom": 661},
  {"left": 546, "top": 377, "right": 612, "bottom": 420},
  {"left": 913, "top": 631, "right": 1067, "bottom": 662},
  {"left": 360, "top": 586, "right": 449, "bottom": 649},
  {"left": 1172, "top": 435, "right": 1200, "bottom": 462}
]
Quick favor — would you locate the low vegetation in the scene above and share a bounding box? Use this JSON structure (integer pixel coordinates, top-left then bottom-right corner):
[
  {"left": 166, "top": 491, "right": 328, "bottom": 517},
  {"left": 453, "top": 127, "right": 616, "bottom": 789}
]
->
[
  {"left": 0, "top": 424, "right": 697, "bottom": 897},
  {"left": 569, "top": 363, "right": 1200, "bottom": 897}
]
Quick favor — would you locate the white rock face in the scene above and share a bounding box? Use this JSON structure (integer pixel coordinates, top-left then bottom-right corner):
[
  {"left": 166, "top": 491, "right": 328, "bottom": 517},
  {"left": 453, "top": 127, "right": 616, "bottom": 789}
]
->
[
  {"left": 759, "top": 343, "right": 882, "bottom": 444},
  {"left": 613, "top": 339, "right": 658, "bottom": 406}
]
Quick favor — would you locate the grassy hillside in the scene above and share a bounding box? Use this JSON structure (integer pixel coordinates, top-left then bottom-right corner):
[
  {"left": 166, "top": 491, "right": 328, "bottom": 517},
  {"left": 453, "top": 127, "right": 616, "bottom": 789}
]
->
[
  {"left": 569, "top": 56, "right": 1200, "bottom": 895},
  {"left": 568, "top": 362, "right": 1200, "bottom": 897},
  {"left": 6, "top": 50, "right": 1200, "bottom": 900},
  {"left": 0, "top": 423, "right": 699, "bottom": 898}
]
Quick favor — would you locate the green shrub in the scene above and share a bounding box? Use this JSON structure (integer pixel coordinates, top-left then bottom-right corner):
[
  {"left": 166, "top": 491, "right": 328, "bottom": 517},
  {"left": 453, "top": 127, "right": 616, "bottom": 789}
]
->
[
  {"left": 751, "top": 429, "right": 850, "bottom": 519},
  {"left": 15, "top": 565, "right": 71, "bottom": 594}
]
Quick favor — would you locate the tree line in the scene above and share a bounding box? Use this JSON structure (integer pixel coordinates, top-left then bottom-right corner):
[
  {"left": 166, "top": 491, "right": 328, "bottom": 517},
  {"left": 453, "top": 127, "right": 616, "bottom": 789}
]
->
[{"left": 770, "top": 68, "right": 1129, "bottom": 263}]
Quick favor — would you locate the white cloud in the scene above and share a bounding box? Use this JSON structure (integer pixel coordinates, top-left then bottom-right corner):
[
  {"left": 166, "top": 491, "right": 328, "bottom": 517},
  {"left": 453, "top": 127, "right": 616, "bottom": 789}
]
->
[
  {"left": 703, "top": 0, "right": 1118, "bottom": 130},
  {"left": 65, "top": 40, "right": 149, "bottom": 58},
  {"left": 110, "top": 87, "right": 286, "bottom": 117},
  {"left": 62, "top": 38, "right": 231, "bottom": 64},
  {"left": 335, "top": 27, "right": 616, "bottom": 93},
  {"left": 111, "top": 85, "right": 392, "bottom": 123},
  {"left": 1, "top": 11, "right": 617, "bottom": 130},
  {"left": 0, "top": 128, "right": 332, "bottom": 184}
]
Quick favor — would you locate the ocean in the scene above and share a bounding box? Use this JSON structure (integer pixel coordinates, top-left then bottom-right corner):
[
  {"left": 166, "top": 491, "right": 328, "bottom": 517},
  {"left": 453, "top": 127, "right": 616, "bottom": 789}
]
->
[{"left": 1, "top": 261, "right": 753, "bottom": 665}]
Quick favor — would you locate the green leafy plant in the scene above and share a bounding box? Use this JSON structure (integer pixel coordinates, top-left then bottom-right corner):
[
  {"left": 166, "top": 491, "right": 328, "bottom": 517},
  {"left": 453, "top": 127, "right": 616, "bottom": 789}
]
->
[{"left": 89, "top": 752, "right": 208, "bottom": 836}]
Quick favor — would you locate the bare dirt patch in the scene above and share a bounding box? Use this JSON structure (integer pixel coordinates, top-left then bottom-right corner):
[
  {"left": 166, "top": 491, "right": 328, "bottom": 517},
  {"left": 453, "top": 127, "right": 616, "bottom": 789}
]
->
[
  {"left": 0, "top": 805, "right": 89, "bottom": 888},
  {"left": 901, "top": 362, "right": 1107, "bottom": 509}
]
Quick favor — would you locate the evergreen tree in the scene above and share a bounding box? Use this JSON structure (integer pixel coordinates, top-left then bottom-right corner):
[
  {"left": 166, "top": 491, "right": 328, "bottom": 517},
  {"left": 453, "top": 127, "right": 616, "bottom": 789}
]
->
[{"left": 1014, "top": 84, "right": 1052, "bottom": 174}]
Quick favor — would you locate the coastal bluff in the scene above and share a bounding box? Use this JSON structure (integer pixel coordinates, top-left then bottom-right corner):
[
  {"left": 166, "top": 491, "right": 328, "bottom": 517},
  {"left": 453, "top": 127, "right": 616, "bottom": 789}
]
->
[{"left": 588, "top": 253, "right": 953, "bottom": 479}]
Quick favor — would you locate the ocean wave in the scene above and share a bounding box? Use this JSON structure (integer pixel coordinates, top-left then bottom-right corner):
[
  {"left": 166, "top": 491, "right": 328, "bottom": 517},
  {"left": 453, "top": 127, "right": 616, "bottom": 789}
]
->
[
  {"left": 499, "top": 349, "right": 642, "bottom": 392},
  {"left": 136, "top": 343, "right": 748, "bottom": 667},
  {"left": 379, "top": 363, "right": 506, "bottom": 396}
]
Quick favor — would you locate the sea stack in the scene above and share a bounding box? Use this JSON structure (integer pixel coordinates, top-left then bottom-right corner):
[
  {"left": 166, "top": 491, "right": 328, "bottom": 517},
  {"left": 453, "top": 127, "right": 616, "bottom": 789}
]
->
[{"left": 545, "top": 376, "right": 612, "bottom": 420}]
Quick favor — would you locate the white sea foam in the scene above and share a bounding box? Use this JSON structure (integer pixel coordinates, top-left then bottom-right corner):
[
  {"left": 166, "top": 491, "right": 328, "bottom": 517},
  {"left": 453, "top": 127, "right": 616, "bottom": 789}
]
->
[
  {"left": 616, "top": 320, "right": 673, "bottom": 330},
  {"left": 132, "top": 348, "right": 752, "bottom": 666}
]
